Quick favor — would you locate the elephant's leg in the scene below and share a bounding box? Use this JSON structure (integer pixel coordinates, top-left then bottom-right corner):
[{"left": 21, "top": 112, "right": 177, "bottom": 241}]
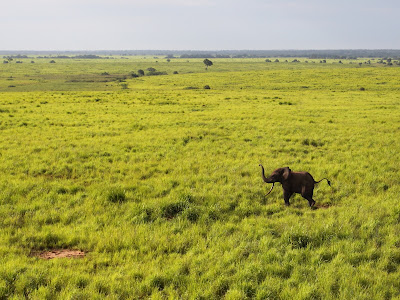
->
[
  {"left": 307, "top": 197, "right": 316, "bottom": 207},
  {"left": 302, "top": 194, "right": 315, "bottom": 207},
  {"left": 302, "top": 189, "right": 315, "bottom": 207},
  {"left": 283, "top": 190, "right": 293, "bottom": 206}
]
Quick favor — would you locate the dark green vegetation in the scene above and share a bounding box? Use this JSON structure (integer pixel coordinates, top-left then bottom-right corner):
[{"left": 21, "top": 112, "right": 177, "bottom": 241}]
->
[
  {"left": 1, "top": 56, "right": 400, "bottom": 299},
  {"left": 3, "top": 49, "right": 400, "bottom": 58}
]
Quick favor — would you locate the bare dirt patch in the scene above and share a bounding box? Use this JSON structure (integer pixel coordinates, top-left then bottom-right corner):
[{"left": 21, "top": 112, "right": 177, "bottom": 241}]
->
[
  {"left": 315, "top": 203, "right": 332, "bottom": 209},
  {"left": 32, "top": 249, "right": 85, "bottom": 259}
]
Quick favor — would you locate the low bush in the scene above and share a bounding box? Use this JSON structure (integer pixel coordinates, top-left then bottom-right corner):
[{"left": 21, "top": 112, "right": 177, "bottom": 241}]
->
[{"left": 147, "top": 71, "right": 167, "bottom": 76}]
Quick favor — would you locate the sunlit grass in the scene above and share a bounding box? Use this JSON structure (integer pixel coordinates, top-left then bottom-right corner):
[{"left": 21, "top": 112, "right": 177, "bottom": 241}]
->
[{"left": 0, "top": 58, "right": 400, "bottom": 298}]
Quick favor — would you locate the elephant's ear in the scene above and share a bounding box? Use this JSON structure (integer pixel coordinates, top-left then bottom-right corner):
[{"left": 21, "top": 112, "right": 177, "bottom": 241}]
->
[{"left": 282, "top": 167, "right": 291, "bottom": 181}]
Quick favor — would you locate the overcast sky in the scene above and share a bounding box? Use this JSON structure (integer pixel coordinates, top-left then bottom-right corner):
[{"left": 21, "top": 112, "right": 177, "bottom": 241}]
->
[{"left": 1, "top": 0, "right": 399, "bottom": 50}]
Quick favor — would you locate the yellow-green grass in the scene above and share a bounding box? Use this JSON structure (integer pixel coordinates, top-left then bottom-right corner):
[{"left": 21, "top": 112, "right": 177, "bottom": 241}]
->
[
  {"left": 0, "top": 56, "right": 379, "bottom": 92},
  {"left": 0, "top": 59, "right": 400, "bottom": 299}
]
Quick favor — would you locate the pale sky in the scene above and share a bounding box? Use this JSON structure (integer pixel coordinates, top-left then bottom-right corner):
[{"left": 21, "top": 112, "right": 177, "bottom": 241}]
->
[{"left": 1, "top": 0, "right": 399, "bottom": 50}]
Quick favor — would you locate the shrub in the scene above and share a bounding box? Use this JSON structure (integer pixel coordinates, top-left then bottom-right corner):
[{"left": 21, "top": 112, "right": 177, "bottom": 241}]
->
[
  {"left": 302, "top": 139, "right": 324, "bottom": 147},
  {"left": 278, "top": 101, "right": 293, "bottom": 105},
  {"left": 147, "top": 71, "right": 167, "bottom": 76}
]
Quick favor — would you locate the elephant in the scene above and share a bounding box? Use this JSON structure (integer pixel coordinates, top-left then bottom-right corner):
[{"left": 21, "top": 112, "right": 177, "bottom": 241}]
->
[{"left": 259, "top": 164, "right": 331, "bottom": 207}]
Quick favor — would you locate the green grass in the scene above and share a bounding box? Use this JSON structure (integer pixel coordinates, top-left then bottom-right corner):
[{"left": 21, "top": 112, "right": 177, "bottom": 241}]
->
[{"left": 1, "top": 57, "right": 400, "bottom": 299}]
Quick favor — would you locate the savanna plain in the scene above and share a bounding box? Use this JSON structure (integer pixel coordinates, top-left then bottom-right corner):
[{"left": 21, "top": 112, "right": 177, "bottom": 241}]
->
[{"left": 1, "top": 56, "right": 400, "bottom": 299}]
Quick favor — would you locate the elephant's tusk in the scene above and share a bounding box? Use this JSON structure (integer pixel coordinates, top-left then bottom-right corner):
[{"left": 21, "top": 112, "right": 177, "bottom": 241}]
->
[{"left": 265, "top": 182, "right": 274, "bottom": 196}]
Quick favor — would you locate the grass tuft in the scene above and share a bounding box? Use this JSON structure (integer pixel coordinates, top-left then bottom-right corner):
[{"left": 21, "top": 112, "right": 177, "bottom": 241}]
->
[
  {"left": 160, "top": 200, "right": 189, "bottom": 219},
  {"left": 106, "top": 187, "right": 127, "bottom": 203}
]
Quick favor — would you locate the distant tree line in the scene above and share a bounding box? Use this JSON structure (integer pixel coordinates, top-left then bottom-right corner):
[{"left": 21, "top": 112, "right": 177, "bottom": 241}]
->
[
  {"left": 3, "top": 50, "right": 400, "bottom": 59},
  {"left": 177, "top": 50, "right": 400, "bottom": 59},
  {"left": 36, "top": 55, "right": 109, "bottom": 59},
  {"left": 180, "top": 54, "right": 230, "bottom": 58},
  {"left": 3, "top": 50, "right": 400, "bottom": 62},
  {"left": 3, "top": 55, "right": 30, "bottom": 59},
  {"left": 264, "top": 57, "right": 399, "bottom": 65}
]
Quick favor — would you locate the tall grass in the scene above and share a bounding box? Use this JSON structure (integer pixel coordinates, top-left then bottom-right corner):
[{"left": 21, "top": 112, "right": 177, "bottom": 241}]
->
[{"left": 0, "top": 58, "right": 400, "bottom": 298}]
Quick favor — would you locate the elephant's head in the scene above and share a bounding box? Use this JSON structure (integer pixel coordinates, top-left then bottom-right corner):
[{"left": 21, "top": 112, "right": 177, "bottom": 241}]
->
[{"left": 259, "top": 165, "right": 291, "bottom": 183}]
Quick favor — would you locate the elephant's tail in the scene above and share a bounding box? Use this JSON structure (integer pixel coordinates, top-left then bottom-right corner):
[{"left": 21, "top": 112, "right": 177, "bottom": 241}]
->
[{"left": 315, "top": 178, "right": 331, "bottom": 186}]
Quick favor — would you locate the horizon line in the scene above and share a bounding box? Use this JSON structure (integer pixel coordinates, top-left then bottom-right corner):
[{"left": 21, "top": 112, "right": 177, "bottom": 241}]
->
[{"left": 1, "top": 48, "right": 400, "bottom": 52}]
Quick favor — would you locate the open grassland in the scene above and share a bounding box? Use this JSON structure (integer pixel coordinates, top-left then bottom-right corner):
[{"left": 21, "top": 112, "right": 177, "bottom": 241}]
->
[
  {"left": 0, "top": 56, "right": 375, "bottom": 92},
  {"left": 1, "top": 58, "right": 400, "bottom": 299}
]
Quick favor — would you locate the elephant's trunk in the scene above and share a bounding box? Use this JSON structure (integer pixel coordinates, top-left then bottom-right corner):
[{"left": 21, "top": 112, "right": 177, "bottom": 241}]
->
[
  {"left": 259, "top": 164, "right": 274, "bottom": 196},
  {"left": 265, "top": 182, "right": 275, "bottom": 196},
  {"left": 259, "top": 164, "right": 270, "bottom": 183}
]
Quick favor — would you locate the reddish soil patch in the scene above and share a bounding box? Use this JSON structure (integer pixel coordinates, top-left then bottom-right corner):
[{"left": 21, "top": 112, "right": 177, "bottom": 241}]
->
[
  {"left": 315, "top": 203, "right": 332, "bottom": 209},
  {"left": 33, "top": 249, "right": 85, "bottom": 259}
]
